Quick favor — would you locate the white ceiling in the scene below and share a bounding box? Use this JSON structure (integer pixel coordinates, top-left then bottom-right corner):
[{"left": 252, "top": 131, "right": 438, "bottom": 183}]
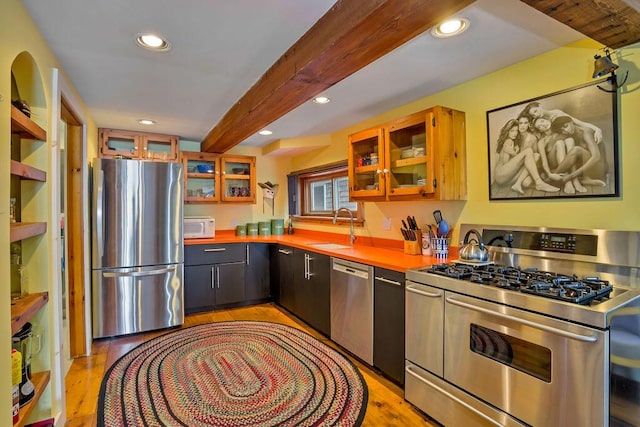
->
[{"left": 22, "top": 0, "right": 585, "bottom": 149}]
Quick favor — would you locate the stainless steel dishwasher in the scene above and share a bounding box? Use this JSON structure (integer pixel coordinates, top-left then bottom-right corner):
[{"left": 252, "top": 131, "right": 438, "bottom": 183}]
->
[{"left": 330, "top": 257, "right": 374, "bottom": 364}]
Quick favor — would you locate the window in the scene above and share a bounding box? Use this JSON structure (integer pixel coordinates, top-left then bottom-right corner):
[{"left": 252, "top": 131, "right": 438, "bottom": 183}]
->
[{"left": 289, "top": 162, "right": 363, "bottom": 222}]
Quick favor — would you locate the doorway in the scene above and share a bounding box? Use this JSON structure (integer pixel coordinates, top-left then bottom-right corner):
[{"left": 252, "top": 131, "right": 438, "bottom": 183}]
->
[{"left": 59, "top": 98, "right": 88, "bottom": 360}]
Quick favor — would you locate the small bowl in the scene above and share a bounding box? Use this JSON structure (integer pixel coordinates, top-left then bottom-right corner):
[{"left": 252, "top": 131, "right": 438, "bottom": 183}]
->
[
  {"left": 232, "top": 167, "right": 247, "bottom": 174},
  {"left": 197, "top": 164, "right": 214, "bottom": 173}
]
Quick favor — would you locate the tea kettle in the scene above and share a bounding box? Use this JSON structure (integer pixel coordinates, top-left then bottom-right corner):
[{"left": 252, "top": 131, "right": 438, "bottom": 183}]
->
[{"left": 458, "top": 229, "right": 489, "bottom": 262}]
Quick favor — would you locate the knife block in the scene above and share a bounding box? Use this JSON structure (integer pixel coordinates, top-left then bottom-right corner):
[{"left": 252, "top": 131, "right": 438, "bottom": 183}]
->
[{"left": 403, "top": 231, "right": 423, "bottom": 255}]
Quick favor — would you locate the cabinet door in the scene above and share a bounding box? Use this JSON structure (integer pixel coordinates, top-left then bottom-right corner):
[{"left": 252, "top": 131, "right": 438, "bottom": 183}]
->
[
  {"left": 215, "top": 262, "right": 246, "bottom": 306},
  {"left": 273, "top": 245, "right": 295, "bottom": 311},
  {"left": 374, "top": 268, "right": 405, "bottom": 384},
  {"left": 143, "top": 133, "right": 179, "bottom": 161},
  {"left": 184, "top": 264, "right": 215, "bottom": 314},
  {"left": 245, "top": 243, "right": 270, "bottom": 301},
  {"left": 385, "top": 111, "right": 435, "bottom": 199},
  {"left": 182, "top": 152, "right": 220, "bottom": 203},
  {"left": 99, "top": 128, "right": 142, "bottom": 158},
  {"left": 221, "top": 155, "right": 256, "bottom": 203},
  {"left": 349, "top": 128, "right": 386, "bottom": 199},
  {"left": 303, "top": 251, "right": 331, "bottom": 336}
]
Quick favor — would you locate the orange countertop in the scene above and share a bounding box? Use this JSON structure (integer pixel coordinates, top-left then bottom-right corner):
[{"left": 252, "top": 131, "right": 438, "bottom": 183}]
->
[{"left": 185, "top": 229, "right": 457, "bottom": 273}]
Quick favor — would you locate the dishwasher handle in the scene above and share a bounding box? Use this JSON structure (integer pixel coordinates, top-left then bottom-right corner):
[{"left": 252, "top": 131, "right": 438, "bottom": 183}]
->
[{"left": 332, "top": 261, "right": 369, "bottom": 280}]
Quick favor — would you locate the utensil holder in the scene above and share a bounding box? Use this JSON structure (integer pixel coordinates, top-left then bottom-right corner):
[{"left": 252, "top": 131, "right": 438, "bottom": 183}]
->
[
  {"left": 404, "top": 231, "right": 423, "bottom": 255},
  {"left": 431, "top": 237, "right": 450, "bottom": 259}
]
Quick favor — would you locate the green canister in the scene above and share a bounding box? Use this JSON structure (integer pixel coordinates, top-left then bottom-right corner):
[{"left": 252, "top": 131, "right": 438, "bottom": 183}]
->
[
  {"left": 236, "top": 224, "right": 247, "bottom": 236},
  {"left": 258, "top": 221, "right": 271, "bottom": 235},
  {"left": 246, "top": 223, "right": 259, "bottom": 236},
  {"left": 271, "top": 218, "right": 284, "bottom": 235}
]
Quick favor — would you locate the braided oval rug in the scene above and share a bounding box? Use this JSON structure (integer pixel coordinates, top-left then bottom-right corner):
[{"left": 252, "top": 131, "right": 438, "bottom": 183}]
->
[{"left": 98, "top": 321, "right": 368, "bottom": 426}]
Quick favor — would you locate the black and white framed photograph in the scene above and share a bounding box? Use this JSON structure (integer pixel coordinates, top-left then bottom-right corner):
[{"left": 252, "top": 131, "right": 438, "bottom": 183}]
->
[{"left": 487, "top": 80, "right": 619, "bottom": 200}]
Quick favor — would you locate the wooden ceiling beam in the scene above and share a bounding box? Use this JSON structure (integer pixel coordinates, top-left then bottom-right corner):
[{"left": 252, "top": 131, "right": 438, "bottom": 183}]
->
[
  {"left": 520, "top": 0, "right": 640, "bottom": 50},
  {"left": 201, "top": 0, "right": 474, "bottom": 153}
]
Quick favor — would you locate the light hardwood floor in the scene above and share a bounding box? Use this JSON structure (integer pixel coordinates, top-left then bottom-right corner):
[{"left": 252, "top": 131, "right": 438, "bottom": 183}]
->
[{"left": 64, "top": 303, "right": 436, "bottom": 426}]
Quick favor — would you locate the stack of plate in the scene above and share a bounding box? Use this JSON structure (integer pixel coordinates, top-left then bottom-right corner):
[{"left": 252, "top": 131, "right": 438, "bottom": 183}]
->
[
  {"left": 400, "top": 148, "right": 415, "bottom": 159},
  {"left": 417, "top": 178, "right": 427, "bottom": 186}
]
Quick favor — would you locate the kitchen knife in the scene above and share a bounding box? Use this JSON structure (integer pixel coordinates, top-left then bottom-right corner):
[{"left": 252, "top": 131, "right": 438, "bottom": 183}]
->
[
  {"left": 402, "top": 219, "right": 409, "bottom": 230},
  {"left": 401, "top": 228, "right": 409, "bottom": 240}
]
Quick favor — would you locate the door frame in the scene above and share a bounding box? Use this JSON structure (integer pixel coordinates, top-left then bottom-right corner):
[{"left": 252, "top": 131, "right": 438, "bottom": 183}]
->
[{"left": 51, "top": 68, "right": 91, "bottom": 360}]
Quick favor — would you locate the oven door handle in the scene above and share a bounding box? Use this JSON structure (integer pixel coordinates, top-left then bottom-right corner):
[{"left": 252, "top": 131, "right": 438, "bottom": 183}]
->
[
  {"left": 405, "top": 365, "right": 505, "bottom": 427},
  {"left": 406, "top": 284, "right": 443, "bottom": 298},
  {"left": 446, "top": 296, "right": 599, "bottom": 343}
]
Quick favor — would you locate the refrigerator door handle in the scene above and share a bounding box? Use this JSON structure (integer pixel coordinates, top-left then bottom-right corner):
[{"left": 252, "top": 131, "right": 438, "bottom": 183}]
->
[
  {"left": 103, "top": 266, "right": 175, "bottom": 278},
  {"left": 96, "top": 168, "right": 105, "bottom": 258}
]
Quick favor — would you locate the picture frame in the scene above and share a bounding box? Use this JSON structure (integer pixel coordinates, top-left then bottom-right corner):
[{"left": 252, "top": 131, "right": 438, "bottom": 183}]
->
[{"left": 487, "top": 80, "right": 619, "bottom": 200}]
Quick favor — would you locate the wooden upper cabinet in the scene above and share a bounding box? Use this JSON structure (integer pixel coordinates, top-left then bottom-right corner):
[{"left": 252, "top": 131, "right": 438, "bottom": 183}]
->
[
  {"left": 99, "top": 128, "right": 179, "bottom": 161},
  {"left": 181, "top": 152, "right": 256, "bottom": 204},
  {"left": 182, "top": 151, "right": 221, "bottom": 203},
  {"left": 348, "top": 106, "right": 466, "bottom": 201},
  {"left": 221, "top": 155, "right": 256, "bottom": 203}
]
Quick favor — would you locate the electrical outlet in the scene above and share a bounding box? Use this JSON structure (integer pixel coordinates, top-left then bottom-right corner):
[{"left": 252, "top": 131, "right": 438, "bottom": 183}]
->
[
  {"left": 231, "top": 220, "right": 238, "bottom": 227},
  {"left": 382, "top": 217, "right": 392, "bottom": 231}
]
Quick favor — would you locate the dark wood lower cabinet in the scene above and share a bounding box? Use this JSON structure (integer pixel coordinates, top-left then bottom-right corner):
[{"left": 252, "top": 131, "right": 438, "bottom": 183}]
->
[
  {"left": 184, "top": 262, "right": 246, "bottom": 313},
  {"left": 374, "top": 267, "right": 405, "bottom": 385},
  {"left": 296, "top": 250, "right": 330, "bottom": 336},
  {"left": 245, "top": 243, "right": 270, "bottom": 301},
  {"left": 184, "top": 243, "right": 257, "bottom": 314},
  {"left": 270, "top": 246, "right": 330, "bottom": 336},
  {"left": 271, "top": 245, "right": 295, "bottom": 311}
]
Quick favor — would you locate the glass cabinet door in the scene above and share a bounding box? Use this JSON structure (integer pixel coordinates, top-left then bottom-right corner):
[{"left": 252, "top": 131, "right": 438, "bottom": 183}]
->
[
  {"left": 143, "top": 134, "right": 179, "bottom": 161},
  {"left": 385, "top": 111, "right": 435, "bottom": 198},
  {"left": 221, "top": 156, "right": 256, "bottom": 203},
  {"left": 348, "top": 128, "right": 385, "bottom": 199},
  {"left": 100, "top": 129, "right": 141, "bottom": 158},
  {"left": 183, "top": 152, "right": 220, "bottom": 203}
]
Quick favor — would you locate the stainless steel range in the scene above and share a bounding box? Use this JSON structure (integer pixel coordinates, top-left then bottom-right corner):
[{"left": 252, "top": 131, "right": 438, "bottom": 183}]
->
[{"left": 405, "top": 224, "right": 640, "bottom": 427}]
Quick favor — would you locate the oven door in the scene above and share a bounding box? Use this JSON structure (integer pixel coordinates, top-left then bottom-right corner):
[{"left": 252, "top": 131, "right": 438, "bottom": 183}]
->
[{"left": 444, "top": 292, "right": 607, "bottom": 427}]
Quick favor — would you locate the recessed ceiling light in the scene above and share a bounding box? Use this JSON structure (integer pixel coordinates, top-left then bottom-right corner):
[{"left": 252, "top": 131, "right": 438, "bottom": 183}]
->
[
  {"left": 136, "top": 33, "right": 171, "bottom": 51},
  {"left": 312, "top": 96, "right": 331, "bottom": 104},
  {"left": 430, "top": 18, "right": 469, "bottom": 38},
  {"left": 258, "top": 130, "right": 273, "bottom": 136},
  {"left": 138, "top": 119, "right": 156, "bottom": 125}
]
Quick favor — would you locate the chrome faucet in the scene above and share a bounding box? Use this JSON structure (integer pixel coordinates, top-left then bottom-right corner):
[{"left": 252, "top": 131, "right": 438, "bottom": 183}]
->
[{"left": 333, "top": 207, "right": 356, "bottom": 245}]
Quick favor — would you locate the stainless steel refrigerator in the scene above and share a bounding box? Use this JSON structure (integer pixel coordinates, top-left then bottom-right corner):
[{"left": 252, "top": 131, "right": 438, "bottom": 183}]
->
[{"left": 91, "top": 158, "right": 184, "bottom": 338}]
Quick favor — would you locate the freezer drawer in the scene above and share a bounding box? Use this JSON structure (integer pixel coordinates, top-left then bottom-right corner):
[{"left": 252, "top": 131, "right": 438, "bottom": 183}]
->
[{"left": 92, "top": 264, "right": 184, "bottom": 338}]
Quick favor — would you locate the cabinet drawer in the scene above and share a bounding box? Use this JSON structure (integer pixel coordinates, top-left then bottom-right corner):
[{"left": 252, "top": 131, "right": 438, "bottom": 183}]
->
[{"left": 185, "top": 243, "right": 246, "bottom": 266}]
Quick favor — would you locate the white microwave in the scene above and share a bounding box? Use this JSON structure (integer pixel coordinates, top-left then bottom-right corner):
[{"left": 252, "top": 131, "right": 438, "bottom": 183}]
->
[{"left": 184, "top": 216, "right": 215, "bottom": 239}]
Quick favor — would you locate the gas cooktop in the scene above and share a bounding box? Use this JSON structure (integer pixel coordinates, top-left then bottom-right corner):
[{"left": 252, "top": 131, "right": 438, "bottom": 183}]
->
[
  {"left": 427, "top": 262, "right": 614, "bottom": 305},
  {"left": 405, "top": 225, "right": 640, "bottom": 329}
]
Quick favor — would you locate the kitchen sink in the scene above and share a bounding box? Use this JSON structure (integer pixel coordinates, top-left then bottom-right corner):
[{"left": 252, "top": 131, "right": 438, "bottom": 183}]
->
[{"left": 307, "top": 242, "right": 351, "bottom": 250}]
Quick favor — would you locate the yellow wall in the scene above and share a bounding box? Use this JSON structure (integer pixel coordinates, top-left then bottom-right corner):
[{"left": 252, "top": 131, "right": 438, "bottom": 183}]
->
[{"left": 291, "top": 39, "right": 640, "bottom": 243}]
